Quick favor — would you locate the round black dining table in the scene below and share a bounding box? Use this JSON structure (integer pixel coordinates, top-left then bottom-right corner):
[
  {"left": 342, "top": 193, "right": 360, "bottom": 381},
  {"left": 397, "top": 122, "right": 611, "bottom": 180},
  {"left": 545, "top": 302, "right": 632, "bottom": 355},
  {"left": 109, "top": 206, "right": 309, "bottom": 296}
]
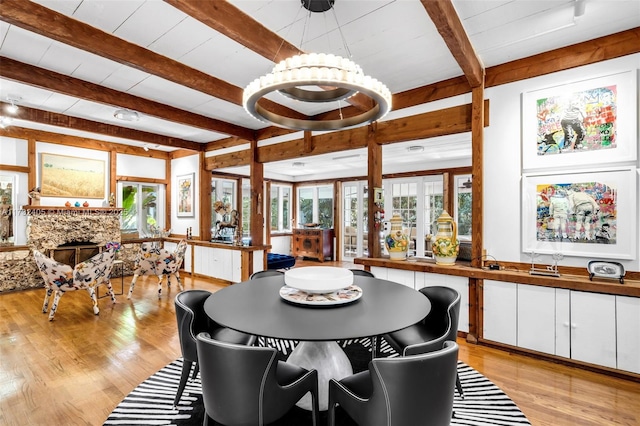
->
[{"left": 203, "top": 273, "right": 431, "bottom": 410}]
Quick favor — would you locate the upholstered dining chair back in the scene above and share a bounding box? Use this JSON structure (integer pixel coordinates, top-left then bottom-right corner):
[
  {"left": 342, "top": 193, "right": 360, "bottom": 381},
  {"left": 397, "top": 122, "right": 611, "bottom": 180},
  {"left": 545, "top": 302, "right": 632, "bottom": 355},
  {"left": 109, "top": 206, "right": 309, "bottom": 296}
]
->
[
  {"left": 328, "top": 341, "right": 459, "bottom": 426},
  {"left": 34, "top": 249, "right": 116, "bottom": 321},
  {"left": 127, "top": 240, "right": 187, "bottom": 299},
  {"left": 349, "top": 269, "right": 375, "bottom": 277},
  {"left": 196, "top": 332, "right": 319, "bottom": 426},
  {"left": 383, "top": 285, "right": 464, "bottom": 398},
  {"left": 249, "top": 269, "right": 284, "bottom": 280},
  {"left": 173, "top": 290, "right": 256, "bottom": 408}
]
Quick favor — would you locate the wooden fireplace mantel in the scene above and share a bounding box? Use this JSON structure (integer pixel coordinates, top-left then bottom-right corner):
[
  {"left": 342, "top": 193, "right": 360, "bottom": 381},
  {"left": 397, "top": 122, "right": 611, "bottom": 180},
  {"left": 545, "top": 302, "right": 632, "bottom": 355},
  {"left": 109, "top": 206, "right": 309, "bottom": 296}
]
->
[{"left": 22, "top": 205, "right": 123, "bottom": 214}]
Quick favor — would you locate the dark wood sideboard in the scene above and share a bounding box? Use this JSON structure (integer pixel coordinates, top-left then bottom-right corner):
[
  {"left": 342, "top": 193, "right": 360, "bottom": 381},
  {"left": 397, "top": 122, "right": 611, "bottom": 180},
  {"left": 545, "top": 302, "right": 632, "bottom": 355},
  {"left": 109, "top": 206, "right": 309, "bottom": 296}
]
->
[{"left": 292, "top": 228, "right": 334, "bottom": 262}]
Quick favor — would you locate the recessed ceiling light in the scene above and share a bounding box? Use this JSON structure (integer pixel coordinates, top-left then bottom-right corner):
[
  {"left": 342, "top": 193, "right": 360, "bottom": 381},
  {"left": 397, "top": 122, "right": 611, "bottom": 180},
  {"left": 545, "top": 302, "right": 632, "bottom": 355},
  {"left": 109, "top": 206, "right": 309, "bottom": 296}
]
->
[
  {"left": 292, "top": 162, "right": 305, "bottom": 168},
  {"left": 114, "top": 109, "right": 140, "bottom": 122},
  {"left": 332, "top": 154, "right": 361, "bottom": 161},
  {"left": 407, "top": 146, "right": 424, "bottom": 153}
]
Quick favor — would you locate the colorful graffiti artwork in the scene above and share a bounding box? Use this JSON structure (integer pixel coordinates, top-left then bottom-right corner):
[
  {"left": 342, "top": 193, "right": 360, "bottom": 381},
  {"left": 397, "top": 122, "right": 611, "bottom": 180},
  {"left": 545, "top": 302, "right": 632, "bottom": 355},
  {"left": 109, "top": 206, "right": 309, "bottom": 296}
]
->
[
  {"left": 535, "top": 85, "right": 617, "bottom": 156},
  {"left": 535, "top": 181, "right": 617, "bottom": 244}
]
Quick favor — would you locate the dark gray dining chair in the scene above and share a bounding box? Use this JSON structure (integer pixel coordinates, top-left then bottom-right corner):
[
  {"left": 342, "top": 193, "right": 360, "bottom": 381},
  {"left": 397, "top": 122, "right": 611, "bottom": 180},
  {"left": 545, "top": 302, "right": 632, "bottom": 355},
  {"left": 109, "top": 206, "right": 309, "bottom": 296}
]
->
[
  {"left": 349, "top": 268, "right": 375, "bottom": 277},
  {"left": 383, "top": 285, "right": 464, "bottom": 398},
  {"left": 173, "top": 290, "right": 256, "bottom": 408},
  {"left": 328, "top": 340, "right": 459, "bottom": 426},
  {"left": 196, "top": 332, "right": 319, "bottom": 426},
  {"left": 249, "top": 269, "right": 285, "bottom": 280}
]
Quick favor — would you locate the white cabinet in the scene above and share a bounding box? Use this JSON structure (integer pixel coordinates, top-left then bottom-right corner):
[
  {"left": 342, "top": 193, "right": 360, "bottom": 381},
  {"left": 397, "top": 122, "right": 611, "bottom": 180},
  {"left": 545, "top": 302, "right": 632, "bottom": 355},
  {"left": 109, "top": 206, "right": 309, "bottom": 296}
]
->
[
  {"left": 193, "top": 245, "right": 239, "bottom": 282},
  {"left": 517, "top": 285, "right": 557, "bottom": 354},
  {"left": 616, "top": 295, "right": 640, "bottom": 374},
  {"left": 483, "top": 281, "right": 636, "bottom": 373},
  {"left": 570, "top": 291, "right": 616, "bottom": 368},
  {"left": 386, "top": 269, "right": 415, "bottom": 288},
  {"left": 483, "top": 280, "right": 517, "bottom": 345}
]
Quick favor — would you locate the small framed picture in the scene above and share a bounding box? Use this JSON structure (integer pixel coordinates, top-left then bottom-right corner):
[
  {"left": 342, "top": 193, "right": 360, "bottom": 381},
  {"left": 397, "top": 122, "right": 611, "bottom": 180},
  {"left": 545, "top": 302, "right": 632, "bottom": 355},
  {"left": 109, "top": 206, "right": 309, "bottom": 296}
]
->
[
  {"left": 374, "top": 187, "right": 383, "bottom": 203},
  {"left": 587, "top": 260, "right": 625, "bottom": 284}
]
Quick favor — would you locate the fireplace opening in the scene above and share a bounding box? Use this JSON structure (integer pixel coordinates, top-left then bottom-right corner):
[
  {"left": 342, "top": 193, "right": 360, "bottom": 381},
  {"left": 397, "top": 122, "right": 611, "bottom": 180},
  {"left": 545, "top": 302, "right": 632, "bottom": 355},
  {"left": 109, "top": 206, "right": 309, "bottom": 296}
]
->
[{"left": 51, "top": 241, "right": 101, "bottom": 268}]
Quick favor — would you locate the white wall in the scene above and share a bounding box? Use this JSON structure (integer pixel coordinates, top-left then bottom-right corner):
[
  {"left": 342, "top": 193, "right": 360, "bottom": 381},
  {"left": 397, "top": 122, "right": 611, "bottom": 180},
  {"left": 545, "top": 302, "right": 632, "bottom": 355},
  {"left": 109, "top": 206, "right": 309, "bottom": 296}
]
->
[
  {"left": 171, "top": 154, "right": 200, "bottom": 237},
  {"left": 483, "top": 54, "right": 640, "bottom": 271},
  {"left": 117, "top": 154, "right": 166, "bottom": 180}
]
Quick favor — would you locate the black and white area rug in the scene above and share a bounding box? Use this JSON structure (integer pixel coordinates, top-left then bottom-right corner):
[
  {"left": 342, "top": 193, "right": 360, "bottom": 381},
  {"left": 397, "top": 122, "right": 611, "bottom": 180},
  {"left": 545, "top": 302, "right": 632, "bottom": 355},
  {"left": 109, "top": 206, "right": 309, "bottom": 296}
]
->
[{"left": 105, "top": 338, "right": 531, "bottom": 425}]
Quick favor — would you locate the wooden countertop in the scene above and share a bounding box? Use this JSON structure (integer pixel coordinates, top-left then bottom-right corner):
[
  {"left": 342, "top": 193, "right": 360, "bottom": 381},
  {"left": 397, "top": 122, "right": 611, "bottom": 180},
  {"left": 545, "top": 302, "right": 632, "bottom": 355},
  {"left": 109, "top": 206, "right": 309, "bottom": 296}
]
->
[{"left": 355, "top": 257, "right": 640, "bottom": 297}]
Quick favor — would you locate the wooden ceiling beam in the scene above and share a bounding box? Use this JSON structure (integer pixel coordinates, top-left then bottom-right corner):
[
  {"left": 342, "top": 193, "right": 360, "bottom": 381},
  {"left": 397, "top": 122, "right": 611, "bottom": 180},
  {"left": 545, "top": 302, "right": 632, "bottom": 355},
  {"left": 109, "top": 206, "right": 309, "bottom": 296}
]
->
[
  {"left": 205, "top": 101, "right": 488, "bottom": 170},
  {"left": 0, "top": 0, "right": 306, "bottom": 127},
  {"left": 0, "top": 126, "right": 170, "bottom": 158},
  {"left": 420, "top": 0, "right": 484, "bottom": 88},
  {"left": 1, "top": 102, "right": 202, "bottom": 151},
  {"left": 0, "top": 57, "right": 255, "bottom": 141}
]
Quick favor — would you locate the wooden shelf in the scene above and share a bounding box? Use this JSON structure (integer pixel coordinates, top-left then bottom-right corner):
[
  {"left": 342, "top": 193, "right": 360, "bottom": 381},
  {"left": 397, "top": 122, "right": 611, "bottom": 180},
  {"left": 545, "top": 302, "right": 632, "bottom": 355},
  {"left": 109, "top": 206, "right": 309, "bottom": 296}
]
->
[{"left": 354, "top": 256, "right": 640, "bottom": 297}]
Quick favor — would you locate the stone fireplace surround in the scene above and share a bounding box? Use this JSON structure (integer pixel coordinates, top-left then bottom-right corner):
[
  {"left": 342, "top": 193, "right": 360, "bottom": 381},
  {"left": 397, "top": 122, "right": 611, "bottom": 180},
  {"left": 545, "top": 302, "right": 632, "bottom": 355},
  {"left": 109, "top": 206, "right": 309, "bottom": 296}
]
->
[
  {"left": 0, "top": 206, "right": 123, "bottom": 292},
  {"left": 25, "top": 206, "right": 122, "bottom": 253}
]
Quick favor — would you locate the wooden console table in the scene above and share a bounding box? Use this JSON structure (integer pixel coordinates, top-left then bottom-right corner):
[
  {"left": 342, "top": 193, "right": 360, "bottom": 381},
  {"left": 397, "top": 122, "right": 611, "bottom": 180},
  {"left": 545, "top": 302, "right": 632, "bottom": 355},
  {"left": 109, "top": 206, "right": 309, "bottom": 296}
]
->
[{"left": 292, "top": 228, "right": 334, "bottom": 262}]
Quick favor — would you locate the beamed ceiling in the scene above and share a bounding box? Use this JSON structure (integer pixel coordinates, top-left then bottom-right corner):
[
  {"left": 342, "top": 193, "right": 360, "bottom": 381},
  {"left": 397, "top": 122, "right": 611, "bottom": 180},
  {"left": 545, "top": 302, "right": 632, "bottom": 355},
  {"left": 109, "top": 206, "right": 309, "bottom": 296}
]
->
[{"left": 0, "top": 0, "right": 638, "bottom": 180}]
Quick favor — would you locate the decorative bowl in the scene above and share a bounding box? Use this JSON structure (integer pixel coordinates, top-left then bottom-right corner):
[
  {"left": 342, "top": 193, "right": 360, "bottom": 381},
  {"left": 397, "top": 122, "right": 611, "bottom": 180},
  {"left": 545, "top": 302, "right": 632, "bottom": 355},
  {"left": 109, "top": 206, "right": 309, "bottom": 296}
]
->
[{"left": 284, "top": 267, "right": 354, "bottom": 294}]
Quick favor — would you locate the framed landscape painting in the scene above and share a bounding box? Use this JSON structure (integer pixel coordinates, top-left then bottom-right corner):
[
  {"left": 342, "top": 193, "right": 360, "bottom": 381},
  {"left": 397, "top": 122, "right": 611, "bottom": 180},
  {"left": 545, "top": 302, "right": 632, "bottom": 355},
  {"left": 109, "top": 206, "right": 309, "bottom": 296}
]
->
[
  {"left": 41, "top": 153, "right": 105, "bottom": 199},
  {"left": 521, "top": 70, "right": 637, "bottom": 171},
  {"left": 521, "top": 167, "right": 636, "bottom": 259},
  {"left": 177, "top": 173, "right": 194, "bottom": 217}
]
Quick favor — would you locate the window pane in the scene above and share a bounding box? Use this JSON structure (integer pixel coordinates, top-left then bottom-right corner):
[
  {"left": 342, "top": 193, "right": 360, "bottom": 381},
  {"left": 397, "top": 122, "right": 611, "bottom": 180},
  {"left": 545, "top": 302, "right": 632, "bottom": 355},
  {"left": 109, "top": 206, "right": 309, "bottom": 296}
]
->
[
  {"left": 121, "top": 185, "right": 138, "bottom": 231},
  {"left": 282, "top": 187, "right": 290, "bottom": 230},
  {"left": 141, "top": 185, "right": 158, "bottom": 236},
  {"left": 298, "top": 187, "right": 313, "bottom": 224},
  {"left": 455, "top": 175, "right": 473, "bottom": 239},
  {"left": 318, "top": 186, "right": 333, "bottom": 228},
  {"left": 271, "top": 187, "right": 279, "bottom": 231}
]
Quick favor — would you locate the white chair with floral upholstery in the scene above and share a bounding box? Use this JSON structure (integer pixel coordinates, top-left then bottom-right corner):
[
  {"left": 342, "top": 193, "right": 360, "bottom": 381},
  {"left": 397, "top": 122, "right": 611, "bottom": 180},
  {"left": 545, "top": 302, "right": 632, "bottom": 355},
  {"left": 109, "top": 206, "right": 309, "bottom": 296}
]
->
[
  {"left": 127, "top": 239, "right": 188, "bottom": 300},
  {"left": 34, "top": 249, "right": 117, "bottom": 321}
]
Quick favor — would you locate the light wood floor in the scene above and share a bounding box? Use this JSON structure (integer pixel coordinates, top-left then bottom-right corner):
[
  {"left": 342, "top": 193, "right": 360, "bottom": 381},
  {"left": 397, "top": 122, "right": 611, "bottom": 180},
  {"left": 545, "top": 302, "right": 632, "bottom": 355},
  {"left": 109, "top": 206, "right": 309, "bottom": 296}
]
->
[{"left": 1, "top": 263, "right": 638, "bottom": 426}]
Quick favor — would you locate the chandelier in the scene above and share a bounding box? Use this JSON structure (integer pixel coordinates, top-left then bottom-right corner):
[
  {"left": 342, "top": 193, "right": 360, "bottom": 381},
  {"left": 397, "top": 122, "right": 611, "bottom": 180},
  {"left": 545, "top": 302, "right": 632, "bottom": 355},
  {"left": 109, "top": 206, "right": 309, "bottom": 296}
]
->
[{"left": 242, "top": 0, "right": 391, "bottom": 131}]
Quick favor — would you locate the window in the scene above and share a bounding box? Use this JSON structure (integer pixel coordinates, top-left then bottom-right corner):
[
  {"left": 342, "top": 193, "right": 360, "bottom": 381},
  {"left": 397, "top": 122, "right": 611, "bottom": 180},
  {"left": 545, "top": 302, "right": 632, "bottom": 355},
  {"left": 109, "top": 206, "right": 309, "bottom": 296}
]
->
[
  {"left": 119, "top": 182, "right": 164, "bottom": 237},
  {"left": 454, "top": 174, "right": 473, "bottom": 240},
  {"left": 297, "top": 185, "right": 333, "bottom": 228},
  {"left": 211, "top": 178, "right": 236, "bottom": 240},
  {"left": 342, "top": 181, "right": 369, "bottom": 259},
  {"left": 270, "top": 184, "right": 291, "bottom": 232}
]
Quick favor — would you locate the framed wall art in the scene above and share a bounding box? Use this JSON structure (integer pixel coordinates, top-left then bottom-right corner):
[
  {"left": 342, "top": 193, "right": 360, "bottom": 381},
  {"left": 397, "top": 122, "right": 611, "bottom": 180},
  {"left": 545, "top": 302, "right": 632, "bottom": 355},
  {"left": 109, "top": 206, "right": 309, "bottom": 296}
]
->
[
  {"left": 40, "top": 153, "right": 105, "bottom": 198},
  {"left": 521, "top": 167, "right": 637, "bottom": 259},
  {"left": 521, "top": 70, "right": 637, "bottom": 171},
  {"left": 177, "top": 173, "right": 194, "bottom": 217}
]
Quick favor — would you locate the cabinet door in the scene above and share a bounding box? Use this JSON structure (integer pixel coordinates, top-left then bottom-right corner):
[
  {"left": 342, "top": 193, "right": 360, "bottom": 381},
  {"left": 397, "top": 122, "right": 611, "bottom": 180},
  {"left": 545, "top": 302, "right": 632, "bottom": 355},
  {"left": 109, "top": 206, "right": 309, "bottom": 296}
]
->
[
  {"left": 570, "top": 291, "right": 616, "bottom": 368},
  {"left": 386, "top": 269, "right": 414, "bottom": 289},
  {"left": 483, "top": 280, "right": 517, "bottom": 345},
  {"left": 517, "top": 284, "right": 556, "bottom": 354},
  {"left": 555, "top": 288, "right": 570, "bottom": 358},
  {"left": 616, "top": 295, "right": 640, "bottom": 374}
]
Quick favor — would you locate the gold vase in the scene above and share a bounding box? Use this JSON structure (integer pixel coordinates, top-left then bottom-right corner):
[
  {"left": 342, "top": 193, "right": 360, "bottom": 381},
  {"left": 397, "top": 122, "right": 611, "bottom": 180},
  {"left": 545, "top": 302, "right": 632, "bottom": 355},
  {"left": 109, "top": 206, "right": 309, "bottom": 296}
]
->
[{"left": 432, "top": 211, "right": 459, "bottom": 265}]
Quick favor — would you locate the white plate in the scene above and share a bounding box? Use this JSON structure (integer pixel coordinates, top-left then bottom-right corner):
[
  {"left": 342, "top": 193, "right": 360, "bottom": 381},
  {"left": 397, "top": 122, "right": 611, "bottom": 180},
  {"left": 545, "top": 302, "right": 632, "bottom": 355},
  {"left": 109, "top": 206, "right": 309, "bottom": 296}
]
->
[
  {"left": 284, "top": 267, "right": 353, "bottom": 294},
  {"left": 279, "top": 285, "right": 363, "bottom": 306}
]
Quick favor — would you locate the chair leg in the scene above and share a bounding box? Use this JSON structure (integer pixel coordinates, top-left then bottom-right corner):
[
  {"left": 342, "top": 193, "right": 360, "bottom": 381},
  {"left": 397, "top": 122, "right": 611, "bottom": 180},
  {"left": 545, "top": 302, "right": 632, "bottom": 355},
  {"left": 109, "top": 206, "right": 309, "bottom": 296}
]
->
[
  {"left": 157, "top": 275, "right": 163, "bottom": 298},
  {"left": 42, "top": 287, "right": 53, "bottom": 313},
  {"left": 190, "top": 363, "right": 199, "bottom": 380},
  {"left": 456, "top": 372, "right": 464, "bottom": 399},
  {"left": 49, "top": 291, "right": 63, "bottom": 321},
  {"left": 127, "top": 274, "right": 139, "bottom": 300},
  {"left": 105, "top": 279, "right": 117, "bottom": 304},
  {"left": 88, "top": 287, "right": 99, "bottom": 315},
  {"left": 174, "top": 271, "right": 184, "bottom": 291},
  {"left": 327, "top": 384, "right": 336, "bottom": 426},
  {"left": 311, "top": 377, "right": 319, "bottom": 426},
  {"left": 173, "top": 360, "right": 193, "bottom": 408}
]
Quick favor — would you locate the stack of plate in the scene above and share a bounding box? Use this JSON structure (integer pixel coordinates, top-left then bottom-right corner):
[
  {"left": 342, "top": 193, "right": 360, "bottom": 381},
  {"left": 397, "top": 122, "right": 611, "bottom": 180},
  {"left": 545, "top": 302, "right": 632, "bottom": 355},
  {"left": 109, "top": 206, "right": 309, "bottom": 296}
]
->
[{"left": 280, "top": 267, "right": 362, "bottom": 306}]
